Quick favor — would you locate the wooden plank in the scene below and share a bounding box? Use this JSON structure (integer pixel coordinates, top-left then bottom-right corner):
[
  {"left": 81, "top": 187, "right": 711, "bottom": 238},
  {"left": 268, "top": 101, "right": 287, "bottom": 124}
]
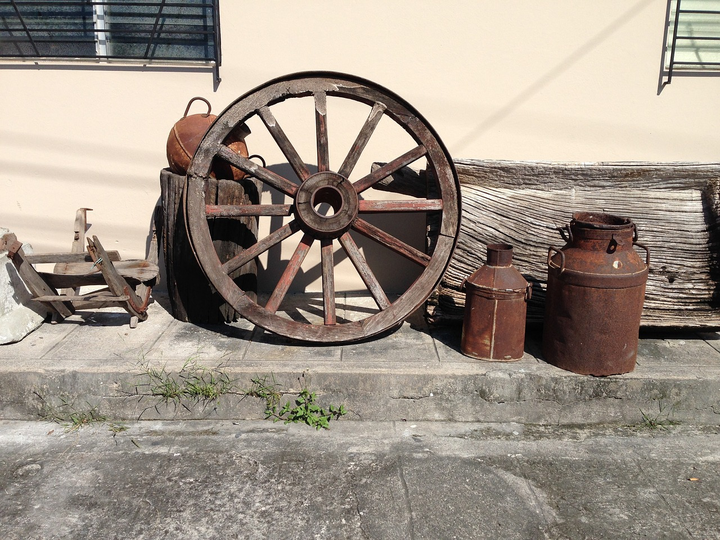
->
[
  {"left": 321, "top": 238, "right": 336, "bottom": 325},
  {"left": 55, "top": 207, "right": 92, "bottom": 296},
  {"left": 39, "top": 260, "right": 158, "bottom": 289},
  {"left": 370, "top": 162, "right": 428, "bottom": 198},
  {"left": 34, "top": 293, "right": 129, "bottom": 303},
  {"left": 86, "top": 236, "right": 148, "bottom": 321},
  {"left": 216, "top": 146, "right": 299, "bottom": 197},
  {"left": 258, "top": 106, "right": 311, "bottom": 182},
  {"left": 25, "top": 251, "right": 121, "bottom": 265},
  {"left": 265, "top": 234, "right": 313, "bottom": 314},
  {"left": 358, "top": 200, "right": 443, "bottom": 213},
  {"left": 314, "top": 91, "right": 330, "bottom": 172},
  {"left": 221, "top": 220, "right": 300, "bottom": 276},
  {"left": 160, "top": 169, "right": 260, "bottom": 324},
  {"left": 339, "top": 102, "right": 385, "bottom": 179},
  {"left": 427, "top": 159, "right": 720, "bottom": 328},
  {"left": 8, "top": 244, "right": 73, "bottom": 319},
  {"left": 353, "top": 145, "right": 427, "bottom": 194},
  {"left": 352, "top": 218, "right": 431, "bottom": 267},
  {"left": 340, "top": 231, "right": 390, "bottom": 310}
]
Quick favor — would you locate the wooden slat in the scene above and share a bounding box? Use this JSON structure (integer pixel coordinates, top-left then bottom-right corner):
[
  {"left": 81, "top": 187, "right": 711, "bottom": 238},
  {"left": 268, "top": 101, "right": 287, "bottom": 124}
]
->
[
  {"left": 352, "top": 218, "right": 431, "bottom": 267},
  {"left": 353, "top": 145, "right": 427, "bottom": 194},
  {"left": 221, "top": 220, "right": 300, "bottom": 275},
  {"left": 370, "top": 162, "right": 428, "bottom": 198},
  {"left": 86, "top": 236, "right": 148, "bottom": 321},
  {"left": 205, "top": 204, "right": 292, "bottom": 218},
  {"left": 41, "top": 260, "right": 158, "bottom": 282},
  {"left": 340, "top": 232, "right": 390, "bottom": 310},
  {"left": 339, "top": 102, "right": 385, "bottom": 178},
  {"left": 34, "top": 292, "right": 129, "bottom": 303},
  {"left": 315, "top": 91, "right": 330, "bottom": 172},
  {"left": 216, "top": 146, "right": 299, "bottom": 197},
  {"left": 258, "top": 105, "right": 311, "bottom": 182},
  {"left": 321, "top": 238, "right": 336, "bottom": 325},
  {"left": 8, "top": 245, "right": 73, "bottom": 318},
  {"left": 265, "top": 234, "right": 314, "bottom": 314},
  {"left": 25, "top": 251, "right": 121, "bottom": 265},
  {"left": 358, "top": 199, "right": 443, "bottom": 213}
]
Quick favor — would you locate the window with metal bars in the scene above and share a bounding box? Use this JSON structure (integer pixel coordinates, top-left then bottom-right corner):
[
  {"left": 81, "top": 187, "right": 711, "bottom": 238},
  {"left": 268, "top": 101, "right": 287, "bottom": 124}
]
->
[
  {"left": 659, "top": 0, "right": 720, "bottom": 92},
  {"left": 0, "top": 0, "right": 221, "bottom": 80}
]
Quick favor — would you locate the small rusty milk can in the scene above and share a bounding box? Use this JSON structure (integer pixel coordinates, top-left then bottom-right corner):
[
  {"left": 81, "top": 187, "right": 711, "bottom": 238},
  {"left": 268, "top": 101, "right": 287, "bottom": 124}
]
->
[
  {"left": 542, "top": 212, "right": 650, "bottom": 376},
  {"left": 461, "top": 244, "right": 531, "bottom": 361}
]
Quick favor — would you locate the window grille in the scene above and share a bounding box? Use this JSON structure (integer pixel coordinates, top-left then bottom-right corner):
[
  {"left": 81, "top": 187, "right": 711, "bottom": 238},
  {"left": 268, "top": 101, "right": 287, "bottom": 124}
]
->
[
  {"left": 0, "top": 1, "right": 221, "bottom": 81},
  {"left": 659, "top": 0, "right": 720, "bottom": 91}
]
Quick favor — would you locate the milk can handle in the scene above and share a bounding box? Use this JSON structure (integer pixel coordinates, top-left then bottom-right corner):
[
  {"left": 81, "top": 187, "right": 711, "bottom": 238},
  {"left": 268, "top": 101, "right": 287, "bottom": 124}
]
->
[
  {"left": 634, "top": 242, "right": 650, "bottom": 267},
  {"left": 558, "top": 225, "right": 573, "bottom": 243},
  {"left": 547, "top": 246, "right": 566, "bottom": 274},
  {"left": 184, "top": 96, "right": 212, "bottom": 118}
]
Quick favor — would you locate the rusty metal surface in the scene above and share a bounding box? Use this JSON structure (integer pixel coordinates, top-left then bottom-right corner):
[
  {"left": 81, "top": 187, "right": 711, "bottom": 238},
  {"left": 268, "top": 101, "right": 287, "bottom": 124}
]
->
[
  {"left": 184, "top": 72, "right": 461, "bottom": 343},
  {"left": 542, "top": 212, "right": 650, "bottom": 376},
  {"left": 166, "top": 96, "right": 250, "bottom": 179},
  {"left": 461, "top": 244, "right": 530, "bottom": 361}
]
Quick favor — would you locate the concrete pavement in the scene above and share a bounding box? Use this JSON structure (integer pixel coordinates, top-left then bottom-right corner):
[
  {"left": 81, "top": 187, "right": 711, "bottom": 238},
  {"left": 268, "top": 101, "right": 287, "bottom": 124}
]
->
[
  {"left": 2, "top": 294, "right": 720, "bottom": 539},
  {"left": 1, "top": 293, "right": 720, "bottom": 426},
  {"left": 1, "top": 419, "right": 719, "bottom": 539}
]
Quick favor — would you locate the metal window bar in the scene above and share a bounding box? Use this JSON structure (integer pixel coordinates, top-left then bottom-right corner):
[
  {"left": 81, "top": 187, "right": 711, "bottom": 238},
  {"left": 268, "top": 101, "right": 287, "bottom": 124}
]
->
[
  {"left": 663, "top": 0, "right": 720, "bottom": 87},
  {"left": 0, "top": 0, "right": 220, "bottom": 81}
]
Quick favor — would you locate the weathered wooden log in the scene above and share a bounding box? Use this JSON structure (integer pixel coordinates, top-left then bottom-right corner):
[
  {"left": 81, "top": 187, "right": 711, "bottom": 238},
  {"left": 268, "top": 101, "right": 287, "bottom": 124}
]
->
[
  {"left": 160, "top": 169, "right": 260, "bottom": 324},
  {"left": 426, "top": 160, "right": 720, "bottom": 328}
]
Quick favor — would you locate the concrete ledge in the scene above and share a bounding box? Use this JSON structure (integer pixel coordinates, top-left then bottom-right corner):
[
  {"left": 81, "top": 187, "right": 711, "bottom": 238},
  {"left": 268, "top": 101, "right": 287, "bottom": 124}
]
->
[{"left": 1, "top": 294, "right": 719, "bottom": 425}]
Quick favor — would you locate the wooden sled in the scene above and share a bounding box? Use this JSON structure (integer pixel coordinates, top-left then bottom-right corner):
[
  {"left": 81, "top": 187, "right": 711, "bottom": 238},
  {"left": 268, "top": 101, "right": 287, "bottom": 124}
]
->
[{"left": 2, "top": 210, "right": 159, "bottom": 328}]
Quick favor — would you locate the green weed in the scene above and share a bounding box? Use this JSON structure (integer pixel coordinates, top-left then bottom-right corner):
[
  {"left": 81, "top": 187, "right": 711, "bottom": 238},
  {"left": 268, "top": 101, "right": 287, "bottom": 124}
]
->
[
  {"left": 638, "top": 401, "right": 680, "bottom": 430},
  {"left": 34, "top": 392, "right": 107, "bottom": 432},
  {"left": 247, "top": 375, "right": 347, "bottom": 430}
]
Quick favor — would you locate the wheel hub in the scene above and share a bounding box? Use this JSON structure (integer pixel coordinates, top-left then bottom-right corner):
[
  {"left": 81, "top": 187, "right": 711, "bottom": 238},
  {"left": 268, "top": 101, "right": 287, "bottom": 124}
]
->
[{"left": 294, "top": 172, "right": 359, "bottom": 239}]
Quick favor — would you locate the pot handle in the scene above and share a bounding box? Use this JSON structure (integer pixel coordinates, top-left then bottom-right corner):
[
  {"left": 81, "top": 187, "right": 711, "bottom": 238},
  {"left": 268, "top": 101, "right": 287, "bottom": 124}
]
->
[
  {"left": 634, "top": 242, "right": 650, "bottom": 267},
  {"left": 547, "top": 246, "right": 566, "bottom": 274},
  {"left": 184, "top": 96, "right": 212, "bottom": 118}
]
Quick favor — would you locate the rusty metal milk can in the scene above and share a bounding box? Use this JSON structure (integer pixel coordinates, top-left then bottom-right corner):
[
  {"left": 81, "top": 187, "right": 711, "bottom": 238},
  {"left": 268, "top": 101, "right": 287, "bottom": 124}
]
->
[
  {"left": 542, "top": 212, "right": 650, "bottom": 376},
  {"left": 461, "top": 244, "right": 531, "bottom": 361}
]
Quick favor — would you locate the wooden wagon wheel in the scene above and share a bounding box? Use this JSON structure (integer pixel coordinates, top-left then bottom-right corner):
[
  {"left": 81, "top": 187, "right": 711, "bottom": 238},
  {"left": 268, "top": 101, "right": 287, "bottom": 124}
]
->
[{"left": 185, "top": 72, "right": 460, "bottom": 343}]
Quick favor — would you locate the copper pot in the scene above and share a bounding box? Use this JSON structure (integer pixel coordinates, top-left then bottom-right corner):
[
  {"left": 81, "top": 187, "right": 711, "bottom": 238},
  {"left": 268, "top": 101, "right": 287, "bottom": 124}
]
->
[{"left": 166, "top": 96, "right": 250, "bottom": 179}]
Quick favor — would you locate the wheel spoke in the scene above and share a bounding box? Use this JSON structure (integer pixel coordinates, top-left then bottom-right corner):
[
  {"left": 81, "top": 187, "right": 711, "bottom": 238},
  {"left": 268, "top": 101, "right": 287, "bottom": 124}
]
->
[
  {"left": 206, "top": 204, "right": 292, "bottom": 218},
  {"left": 352, "top": 218, "right": 431, "bottom": 267},
  {"left": 258, "top": 106, "right": 311, "bottom": 182},
  {"left": 358, "top": 199, "right": 443, "bottom": 213},
  {"left": 353, "top": 145, "right": 427, "bottom": 194},
  {"left": 315, "top": 91, "right": 329, "bottom": 172},
  {"left": 221, "top": 220, "right": 300, "bottom": 275},
  {"left": 217, "top": 146, "right": 298, "bottom": 197},
  {"left": 339, "top": 102, "right": 385, "bottom": 179},
  {"left": 265, "top": 234, "right": 314, "bottom": 314},
  {"left": 339, "top": 232, "right": 390, "bottom": 310},
  {"left": 321, "top": 238, "right": 336, "bottom": 325}
]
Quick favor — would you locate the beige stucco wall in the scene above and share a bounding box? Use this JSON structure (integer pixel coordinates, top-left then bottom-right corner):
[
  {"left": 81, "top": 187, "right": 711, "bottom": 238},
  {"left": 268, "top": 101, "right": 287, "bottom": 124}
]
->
[{"left": 1, "top": 0, "right": 718, "bottom": 293}]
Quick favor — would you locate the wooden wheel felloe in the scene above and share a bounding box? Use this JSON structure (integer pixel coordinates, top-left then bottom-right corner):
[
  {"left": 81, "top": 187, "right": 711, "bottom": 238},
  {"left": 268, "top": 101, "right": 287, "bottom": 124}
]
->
[{"left": 185, "top": 72, "right": 460, "bottom": 343}]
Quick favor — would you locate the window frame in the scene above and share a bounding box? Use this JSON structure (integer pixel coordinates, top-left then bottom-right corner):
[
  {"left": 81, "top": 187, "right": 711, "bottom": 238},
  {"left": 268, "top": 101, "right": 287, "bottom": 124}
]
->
[
  {"left": 0, "top": 0, "right": 222, "bottom": 82},
  {"left": 659, "top": 0, "right": 720, "bottom": 93}
]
